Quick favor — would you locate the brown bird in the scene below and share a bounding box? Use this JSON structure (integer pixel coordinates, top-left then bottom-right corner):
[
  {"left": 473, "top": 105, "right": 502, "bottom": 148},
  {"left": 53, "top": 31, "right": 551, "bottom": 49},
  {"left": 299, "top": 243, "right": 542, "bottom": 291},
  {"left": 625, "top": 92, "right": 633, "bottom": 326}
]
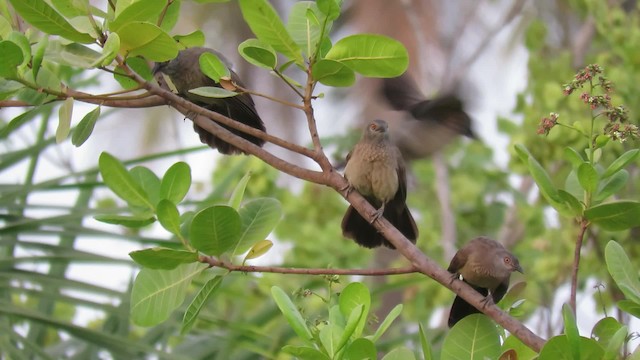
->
[
  {"left": 447, "top": 236, "right": 523, "bottom": 327},
  {"left": 153, "top": 47, "right": 265, "bottom": 155},
  {"left": 381, "top": 73, "right": 475, "bottom": 160},
  {"left": 341, "top": 119, "right": 418, "bottom": 248}
]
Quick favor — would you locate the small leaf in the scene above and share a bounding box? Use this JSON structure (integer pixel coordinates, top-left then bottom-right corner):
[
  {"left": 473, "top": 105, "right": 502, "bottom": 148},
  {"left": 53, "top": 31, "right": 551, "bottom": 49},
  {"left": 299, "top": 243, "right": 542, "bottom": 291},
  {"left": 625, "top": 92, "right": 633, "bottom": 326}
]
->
[
  {"left": 282, "top": 346, "right": 330, "bottom": 360},
  {"left": 71, "top": 106, "right": 100, "bottom": 147},
  {"left": 528, "top": 155, "right": 561, "bottom": 202},
  {"left": 243, "top": 240, "right": 273, "bottom": 261},
  {"left": 189, "top": 205, "right": 241, "bottom": 256},
  {"left": 558, "top": 190, "right": 583, "bottom": 217},
  {"left": 325, "top": 34, "right": 408, "bottom": 77},
  {"left": 316, "top": 0, "right": 341, "bottom": 21},
  {"left": 116, "top": 21, "right": 179, "bottom": 61},
  {"left": 271, "top": 286, "right": 313, "bottom": 343},
  {"left": 339, "top": 282, "right": 370, "bottom": 338},
  {"left": 109, "top": 0, "right": 164, "bottom": 32},
  {"left": 577, "top": 162, "right": 598, "bottom": 194},
  {"left": 129, "top": 247, "right": 198, "bottom": 269},
  {"left": 156, "top": 199, "right": 182, "bottom": 236},
  {"left": 131, "top": 263, "right": 207, "bottom": 326},
  {"left": 130, "top": 166, "right": 162, "bottom": 208},
  {"left": 99, "top": 152, "right": 154, "bottom": 210},
  {"left": 336, "top": 304, "right": 364, "bottom": 354},
  {"left": 56, "top": 97, "right": 73, "bottom": 143},
  {"left": 228, "top": 171, "right": 252, "bottom": 210},
  {"left": 371, "top": 304, "right": 402, "bottom": 342},
  {"left": 189, "top": 86, "right": 238, "bottom": 98},
  {"left": 617, "top": 300, "right": 640, "bottom": 318},
  {"left": 381, "top": 347, "right": 416, "bottom": 360},
  {"left": 238, "top": 0, "right": 303, "bottom": 64},
  {"left": 8, "top": 0, "right": 94, "bottom": 43},
  {"left": 344, "top": 338, "right": 376, "bottom": 360},
  {"left": 234, "top": 198, "right": 283, "bottom": 255},
  {"left": 312, "top": 59, "right": 356, "bottom": 87},
  {"left": 562, "top": 303, "right": 581, "bottom": 360},
  {"left": 94, "top": 214, "right": 155, "bottom": 228},
  {"left": 603, "top": 149, "right": 640, "bottom": 178},
  {"left": 319, "top": 322, "right": 342, "bottom": 357},
  {"left": 537, "top": 335, "right": 604, "bottom": 360},
  {"left": 238, "top": 39, "right": 277, "bottom": 69},
  {"left": 0, "top": 40, "right": 24, "bottom": 78},
  {"left": 419, "top": 323, "right": 433, "bottom": 360},
  {"left": 585, "top": 201, "right": 640, "bottom": 231},
  {"left": 181, "top": 276, "right": 224, "bottom": 334},
  {"left": 595, "top": 170, "right": 628, "bottom": 202},
  {"left": 199, "top": 51, "right": 230, "bottom": 82},
  {"left": 605, "top": 241, "right": 640, "bottom": 304},
  {"left": 160, "top": 162, "right": 191, "bottom": 204},
  {"left": 174, "top": 30, "right": 206, "bottom": 48}
]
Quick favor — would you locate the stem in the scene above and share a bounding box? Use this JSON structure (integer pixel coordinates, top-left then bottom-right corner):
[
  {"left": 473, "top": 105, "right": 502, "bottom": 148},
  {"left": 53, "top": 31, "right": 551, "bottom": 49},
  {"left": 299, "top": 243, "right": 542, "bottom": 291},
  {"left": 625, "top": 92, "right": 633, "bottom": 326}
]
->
[{"left": 569, "top": 219, "right": 589, "bottom": 314}]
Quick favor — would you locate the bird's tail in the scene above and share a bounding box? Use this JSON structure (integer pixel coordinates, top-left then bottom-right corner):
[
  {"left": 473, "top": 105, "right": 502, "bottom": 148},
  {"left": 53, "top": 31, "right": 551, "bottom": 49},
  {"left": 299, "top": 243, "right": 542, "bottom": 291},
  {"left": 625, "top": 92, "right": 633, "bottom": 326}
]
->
[
  {"left": 341, "top": 203, "right": 418, "bottom": 249},
  {"left": 447, "top": 283, "right": 489, "bottom": 328}
]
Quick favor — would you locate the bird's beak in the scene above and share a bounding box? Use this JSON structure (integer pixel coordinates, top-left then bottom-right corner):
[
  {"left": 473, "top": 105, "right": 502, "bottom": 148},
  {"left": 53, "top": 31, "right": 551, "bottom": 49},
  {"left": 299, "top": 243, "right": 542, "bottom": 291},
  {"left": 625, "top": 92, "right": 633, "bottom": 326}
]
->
[{"left": 515, "top": 264, "right": 524, "bottom": 274}]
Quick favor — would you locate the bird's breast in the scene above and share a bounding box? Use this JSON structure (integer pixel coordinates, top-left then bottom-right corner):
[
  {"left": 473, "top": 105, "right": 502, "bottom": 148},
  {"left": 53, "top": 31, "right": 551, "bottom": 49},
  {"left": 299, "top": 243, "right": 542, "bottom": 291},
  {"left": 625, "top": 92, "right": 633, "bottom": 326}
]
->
[{"left": 344, "top": 144, "right": 399, "bottom": 203}]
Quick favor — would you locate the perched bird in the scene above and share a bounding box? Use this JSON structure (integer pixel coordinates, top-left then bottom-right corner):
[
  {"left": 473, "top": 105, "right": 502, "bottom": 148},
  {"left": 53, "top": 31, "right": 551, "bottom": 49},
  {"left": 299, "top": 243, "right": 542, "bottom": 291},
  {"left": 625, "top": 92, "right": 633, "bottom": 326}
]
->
[
  {"left": 447, "top": 236, "right": 523, "bottom": 327},
  {"left": 153, "top": 47, "right": 265, "bottom": 155},
  {"left": 341, "top": 119, "right": 418, "bottom": 248},
  {"left": 381, "top": 73, "right": 475, "bottom": 160}
]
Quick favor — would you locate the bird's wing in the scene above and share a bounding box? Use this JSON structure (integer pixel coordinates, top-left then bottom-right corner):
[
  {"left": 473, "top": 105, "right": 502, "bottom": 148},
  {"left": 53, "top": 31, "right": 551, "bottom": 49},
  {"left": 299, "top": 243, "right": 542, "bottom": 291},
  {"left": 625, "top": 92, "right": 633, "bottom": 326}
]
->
[
  {"left": 492, "top": 278, "right": 510, "bottom": 304},
  {"left": 381, "top": 73, "right": 426, "bottom": 110},
  {"left": 447, "top": 246, "right": 469, "bottom": 273}
]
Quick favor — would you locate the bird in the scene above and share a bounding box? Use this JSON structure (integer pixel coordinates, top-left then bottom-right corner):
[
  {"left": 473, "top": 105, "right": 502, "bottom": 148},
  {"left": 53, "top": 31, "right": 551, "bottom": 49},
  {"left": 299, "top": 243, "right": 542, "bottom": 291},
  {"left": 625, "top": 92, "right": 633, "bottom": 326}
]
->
[
  {"left": 447, "top": 236, "right": 523, "bottom": 327},
  {"left": 153, "top": 47, "right": 265, "bottom": 155},
  {"left": 381, "top": 73, "right": 475, "bottom": 161},
  {"left": 341, "top": 119, "right": 418, "bottom": 248}
]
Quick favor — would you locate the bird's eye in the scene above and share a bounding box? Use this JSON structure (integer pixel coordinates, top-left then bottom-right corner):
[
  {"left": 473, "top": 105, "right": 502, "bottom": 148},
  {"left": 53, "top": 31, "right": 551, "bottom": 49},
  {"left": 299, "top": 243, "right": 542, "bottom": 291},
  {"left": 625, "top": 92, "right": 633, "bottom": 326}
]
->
[
  {"left": 504, "top": 256, "right": 511, "bottom": 264},
  {"left": 370, "top": 124, "right": 377, "bottom": 131}
]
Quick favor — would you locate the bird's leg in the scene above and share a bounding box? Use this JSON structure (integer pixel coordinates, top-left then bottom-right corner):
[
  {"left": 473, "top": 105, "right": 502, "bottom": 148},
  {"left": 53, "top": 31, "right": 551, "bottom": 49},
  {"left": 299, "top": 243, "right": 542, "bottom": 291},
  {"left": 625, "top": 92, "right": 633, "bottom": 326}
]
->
[
  {"left": 448, "top": 272, "right": 461, "bottom": 285},
  {"left": 479, "top": 293, "right": 495, "bottom": 308},
  {"left": 370, "top": 203, "right": 385, "bottom": 224},
  {"left": 340, "top": 183, "right": 354, "bottom": 197}
]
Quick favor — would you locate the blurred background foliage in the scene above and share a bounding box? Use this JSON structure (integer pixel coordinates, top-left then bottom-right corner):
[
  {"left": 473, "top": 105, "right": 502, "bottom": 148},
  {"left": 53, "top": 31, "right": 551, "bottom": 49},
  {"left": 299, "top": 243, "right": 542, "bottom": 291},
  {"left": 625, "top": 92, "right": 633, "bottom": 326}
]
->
[{"left": 1, "top": 0, "right": 640, "bottom": 358}]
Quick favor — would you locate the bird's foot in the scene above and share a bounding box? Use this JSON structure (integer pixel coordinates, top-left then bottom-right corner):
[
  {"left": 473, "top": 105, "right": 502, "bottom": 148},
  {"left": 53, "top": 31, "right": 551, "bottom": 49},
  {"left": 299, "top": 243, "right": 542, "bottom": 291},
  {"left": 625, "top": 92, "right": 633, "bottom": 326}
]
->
[
  {"left": 369, "top": 205, "right": 385, "bottom": 224},
  {"left": 341, "top": 184, "right": 354, "bottom": 197},
  {"left": 448, "top": 272, "right": 460, "bottom": 285},
  {"left": 480, "top": 294, "right": 495, "bottom": 309}
]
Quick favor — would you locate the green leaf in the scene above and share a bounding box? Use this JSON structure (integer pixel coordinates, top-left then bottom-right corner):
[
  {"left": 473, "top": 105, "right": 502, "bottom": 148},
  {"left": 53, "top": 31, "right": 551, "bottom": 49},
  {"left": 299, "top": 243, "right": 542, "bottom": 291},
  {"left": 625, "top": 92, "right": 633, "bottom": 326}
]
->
[
  {"left": 592, "top": 317, "right": 624, "bottom": 346},
  {"left": 8, "top": 0, "right": 94, "bottom": 43},
  {"left": 418, "top": 323, "right": 433, "bottom": 360},
  {"left": 282, "top": 346, "right": 330, "bottom": 360},
  {"left": 602, "top": 149, "right": 639, "bottom": 178},
  {"left": 94, "top": 214, "right": 155, "bottom": 227},
  {"left": 56, "top": 97, "right": 73, "bottom": 143},
  {"left": 129, "top": 247, "right": 198, "bottom": 269},
  {"left": 160, "top": 161, "right": 191, "bottom": 204},
  {"left": 116, "top": 21, "right": 179, "bottom": 61},
  {"left": 344, "top": 338, "right": 376, "bottom": 360},
  {"left": 32, "top": 36, "right": 48, "bottom": 77},
  {"left": 319, "top": 322, "right": 342, "bottom": 357},
  {"left": 98, "top": 152, "right": 154, "bottom": 210},
  {"left": 316, "top": 0, "right": 341, "bottom": 21},
  {"left": 527, "top": 155, "right": 561, "bottom": 203},
  {"left": 558, "top": 190, "right": 583, "bottom": 216},
  {"left": 234, "top": 198, "right": 283, "bottom": 255},
  {"left": 325, "top": 34, "right": 408, "bottom": 77},
  {"left": 585, "top": 201, "right": 640, "bottom": 231},
  {"left": 371, "top": 304, "right": 402, "bottom": 342},
  {"left": 0, "top": 40, "right": 24, "bottom": 78},
  {"left": 336, "top": 304, "right": 363, "bottom": 353},
  {"left": 189, "top": 86, "right": 238, "bottom": 98},
  {"left": 8, "top": 31, "right": 31, "bottom": 68},
  {"left": 114, "top": 56, "right": 154, "bottom": 89},
  {"left": 502, "top": 335, "right": 537, "bottom": 360},
  {"left": 605, "top": 241, "right": 640, "bottom": 303},
  {"left": 617, "top": 300, "right": 640, "bottom": 318},
  {"left": 243, "top": 240, "right": 273, "bottom": 261},
  {"left": 130, "top": 166, "right": 162, "bottom": 207},
  {"left": 238, "top": 38, "right": 277, "bottom": 69},
  {"left": 286, "top": 1, "right": 327, "bottom": 57},
  {"left": 238, "top": 0, "right": 303, "bottom": 64},
  {"left": 441, "top": 314, "right": 501, "bottom": 360},
  {"left": 312, "top": 59, "right": 356, "bottom": 87},
  {"left": 131, "top": 262, "right": 207, "bottom": 326},
  {"left": 339, "top": 282, "right": 370, "bottom": 338},
  {"left": 190, "top": 205, "right": 241, "bottom": 256},
  {"left": 181, "top": 276, "right": 224, "bottom": 334},
  {"left": 577, "top": 162, "right": 598, "bottom": 194},
  {"left": 538, "top": 335, "right": 604, "bottom": 360},
  {"left": 595, "top": 170, "right": 628, "bottom": 202},
  {"left": 562, "top": 303, "right": 581, "bottom": 360},
  {"left": 174, "top": 30, "right": 206, "bottom": 48},
  {"left": 156, "top": 199, "right": 182, "bottom": 236},
  {"left": 109, "top": 0, "right": 165, "bottom": 32},
  {"left": 381, "top": 347, "right": 416, "bottom": 360},
  {"left": 271, "top": 286, "right": 313, "bottom": 343},
  {"left": 71, "top": 106, "right": 100, "bottom": 147},
  {"left": 199, "top": 51, "right": 230, "bottom": 82},
  {"left": 228, "top": 171, "right": 252, "bottom": 210},
  {"left": 92, "top": 32, "right": 120, "bottom": 67}
]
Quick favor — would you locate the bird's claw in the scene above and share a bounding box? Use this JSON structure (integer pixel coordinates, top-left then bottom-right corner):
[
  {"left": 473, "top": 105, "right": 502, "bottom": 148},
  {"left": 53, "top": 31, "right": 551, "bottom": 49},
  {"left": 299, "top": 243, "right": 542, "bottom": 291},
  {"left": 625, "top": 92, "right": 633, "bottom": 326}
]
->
[
  {"left": 480, "top": 295, "right": 494, "bottom": 309},
  {"left": 341, "top": 184, "right": 354, "bottom": 197},
  {"left": 369, "top": 205, "right": 385, "bottom": 224}
]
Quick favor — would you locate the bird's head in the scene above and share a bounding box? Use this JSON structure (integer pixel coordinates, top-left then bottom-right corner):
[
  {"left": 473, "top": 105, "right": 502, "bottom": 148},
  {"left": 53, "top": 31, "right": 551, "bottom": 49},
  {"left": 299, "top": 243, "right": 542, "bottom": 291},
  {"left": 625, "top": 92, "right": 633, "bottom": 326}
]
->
[
  {"left": 501, "top": 253, "right": 524, "bottom": 274},
  {"left": 365, "top": 119, "right": 390, "bottom": 141}
]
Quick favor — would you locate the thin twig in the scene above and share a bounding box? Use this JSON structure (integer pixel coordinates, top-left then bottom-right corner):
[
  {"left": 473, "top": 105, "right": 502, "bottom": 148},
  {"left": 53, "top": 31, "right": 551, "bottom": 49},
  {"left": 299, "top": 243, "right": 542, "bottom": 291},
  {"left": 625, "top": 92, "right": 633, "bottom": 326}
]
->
[
  {"left": 570, "top": 219, "right": 589, "bottom": 313},
  {"left": 201, "top": 256, "right": 418, "bottom": 276}
]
